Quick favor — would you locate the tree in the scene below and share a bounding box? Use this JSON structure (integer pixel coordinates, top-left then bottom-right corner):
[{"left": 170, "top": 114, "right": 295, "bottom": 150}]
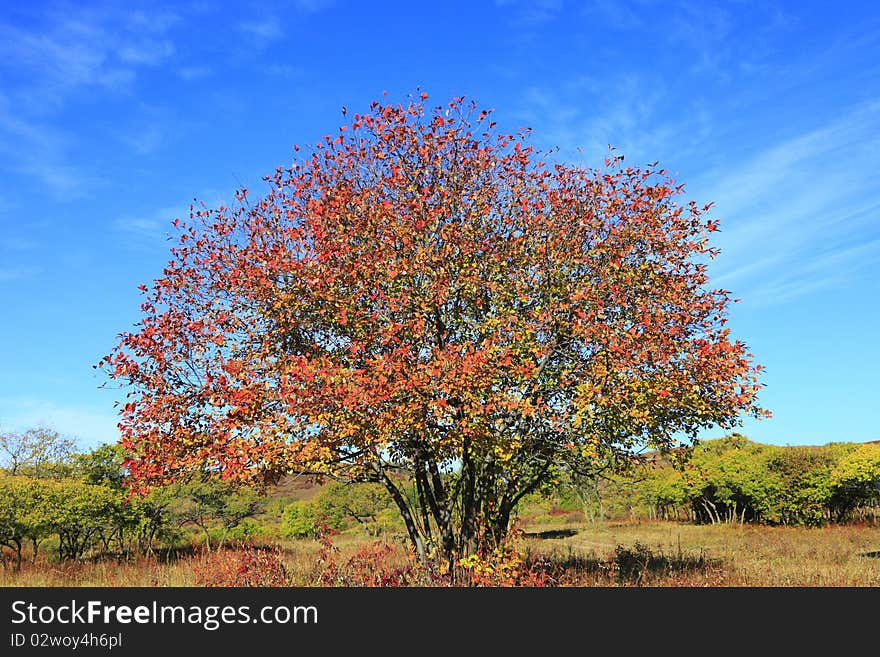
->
[
  {"left": 0, "top": 476, "right": 52, "bottom": 569},
  {"left": 684, "top": 436, "right": 783, "bottom": 525},
  {"left": 280, "top": 501, "right": 318, "bottom": 539},
  {"left": 313, "top": 482, "right": 394, "bottom": 533},
  {"left": 0, "top": 425, "right": 76, "bottom": 477},
  {"left": 75, "top": 443, "right": 129, "bottom": 490},
  {"left": 829, "top": 442, "right": 880, "bottom": 522},
  {"left": 48, "top": 480, "right": 119, "bottom": 561},
  {"left": 169, "top": 477, "right": 263, "bottom": 551},
  {"left": 100, "top": 92, "right": 768, "bottom": 569},
  {"left": 74, "top": 443, "right": 177, "bottom": 556}
]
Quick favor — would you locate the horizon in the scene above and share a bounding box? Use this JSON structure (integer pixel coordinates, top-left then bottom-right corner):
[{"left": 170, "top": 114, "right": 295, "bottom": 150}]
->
[{"left": 1, "top": 1, "right": 878, "bottom": 451}]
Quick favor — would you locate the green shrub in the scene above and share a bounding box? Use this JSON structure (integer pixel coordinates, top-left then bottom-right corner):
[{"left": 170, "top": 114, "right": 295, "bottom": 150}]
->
[
  {"left": 227, "top": 519, "right": 261, "bottom": 542},
  {"left": 281, "top": 501, "right": 317, "bottom": 539}
]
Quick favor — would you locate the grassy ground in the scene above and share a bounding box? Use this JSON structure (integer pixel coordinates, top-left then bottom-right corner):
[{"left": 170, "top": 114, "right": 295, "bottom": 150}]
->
[
  {"left": 521, "top": 519, "right": 880, "bottom": 586},
  {"left": 3, "top": 518, "right": 878, "bottom": 586}
]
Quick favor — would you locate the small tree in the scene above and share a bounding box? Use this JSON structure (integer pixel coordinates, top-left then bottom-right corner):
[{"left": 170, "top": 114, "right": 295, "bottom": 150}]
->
[
  {"left": 280, "top": 501, "right": 318, "bottom": 539},
  {"left": 45, "top": 479, "right": 118, "bottom": 561},
  {"left": 75, "top": 443, "right": 129, "bottom": 490},
  {"left": 0, "top": 476, "right": 50, "bottom": 569},
  {"left": 74, "top": 443, "right": 177, "bottom": 557},
  {"left": 101, "top": 92, "right": 768, "bottom": 569},
  {"left": 314, "top": 482, "right": 393, "bottom": 529},
  {"left": 170, "top": 477, "right": 263, "bottom": 551},
  {"left": 0, "top": 425, "right": 76, "bottom": 477},
  {"left": 830, "top": 443, "right": 880, "bottom": 522}
]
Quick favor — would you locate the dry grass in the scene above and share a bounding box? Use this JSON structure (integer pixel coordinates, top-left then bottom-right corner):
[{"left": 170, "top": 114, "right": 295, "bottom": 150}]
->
[
  {"left": 2, "top": 520, "right": 878, "bottom": 587},
  {"left": 523, "top": 519, "right": 880, "bottom": 586}
]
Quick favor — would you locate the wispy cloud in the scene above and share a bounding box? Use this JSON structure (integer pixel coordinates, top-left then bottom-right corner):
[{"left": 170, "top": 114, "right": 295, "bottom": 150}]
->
[
  {"left": 754, "top": 241, "right": 880, "bottom": 304},
  {"left": 0, "top": 397, "right": 120, "bottom": 448},
  {"left": 497, "top": 0, "right": 563, "bottom": 24},
  {"left": 112, "top": 216, "right": 167, "bottom": 240},
  {"left": 0, "top": 5, "right": 180, "bottom": 194},
  {"left": 0, "top": 94, "right": 95, "bottom": 195},
  {"left": 0, "top": 237, "right": 35, "bottom": 251},
  {"left": 265, "top": 63, "right": 303, "bottom": 79},
  {"left": 696, "top": 101, "right": 880, "bottom": 307},
  {"left": 513, "top": 75, "right": 683, "bottom": 167},
  {"left": 578, "top": 1, "right": 791, "bottom": 81},
  {"left": 583, "top": 0, "right": 645, "bottom": 30},
  {"left": 239, "top": 17, "right": 283, "bottom": 43},
  {"left": 123, "top": 9, "right": 182, "bottom": 34},
  {"left": 112, "top": 192, "right": 232, "bottom": 250},
  {"left": 514, "top": 76, "right": 880, "bottom": 310},
  {"left": 177, "top": 65, "right": 212, "bottom": 80},
  {"left": 0, "top": 10, "right": 176, "bottom": 108},
  {"left": 118, "top": 39, "right": 176, "bottom": 66},
  {"left": 666, "top": 2, "right": 734, "bottom": 74},
  {"left": 0, "top": 266, "right": 40, "bottom": 283},
  {"left": 113, "top": 204, "right": 186, "bottom": 246},
  {"left": 122, "top": 125, "right": 165, "bottom": 155}
]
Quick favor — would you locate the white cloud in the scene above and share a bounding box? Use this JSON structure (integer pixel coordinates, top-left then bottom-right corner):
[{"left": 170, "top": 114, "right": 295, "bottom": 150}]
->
[
  {"left": 0, "top": 266, "right": 39, "bottom": 283},
  {"left": 514, "top": 78, "right": 880, "bottom": 310},
  {"left": 0, "top": 95, "right": 95, "bottom": 195},
  {"left": 513, "top": 75, "right": 677, "bottom": 167},
  {"left": 0, "top": 237, "right": 35, "bottom": 251},
  {"left": 118, "top": 39, "right": 176, "bottom": 66},
  {"left": 177, "top": 65, "right": 212, "bottom": 80},
  {"left": 113, "top": 203, "right": 186, "bottom": 245},
  {"left": 0, "top": 398, "right": 120, "bottom": 450},
  {"left": 0, "top": 15, "right": 150, "bottom": 105},
  {"left": 124, "top": 9, "right": 182, "bottom": 34},
  {"left": 0, "top": 6, "right": 180, "bottom": 192},
  {"left": 112, "top": 217, "right": 166, "bottom": 238},
  {"left": 697, "top": 101, "right": 880, "bottom": 307},
  {"left": 123, "top": 125, "right": 165, "bottom": 155},
  {"left": 584, "top": 0, "right": 645, "bottom": 30},
  {"left": 239, "top": 17, "right": 283, "bottom": 43},
  {"left": 496, "top": 0, "right": 564, "bottom": 27}
]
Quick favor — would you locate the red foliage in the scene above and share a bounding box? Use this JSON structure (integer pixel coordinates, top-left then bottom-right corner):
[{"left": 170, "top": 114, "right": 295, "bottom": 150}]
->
[{"left": 192, "top": 544, "right": 291, "bottom": 587}]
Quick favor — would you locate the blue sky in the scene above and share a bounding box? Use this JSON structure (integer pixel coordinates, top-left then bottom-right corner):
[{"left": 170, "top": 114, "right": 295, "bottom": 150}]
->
[{"left": 1, "top": 1, "right": 878, "bottom": 451}]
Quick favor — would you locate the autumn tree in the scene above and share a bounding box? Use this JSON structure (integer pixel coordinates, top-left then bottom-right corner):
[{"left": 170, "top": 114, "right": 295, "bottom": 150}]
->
[{"left": 100, "top": 92, "right": 768, "bottom": 568}]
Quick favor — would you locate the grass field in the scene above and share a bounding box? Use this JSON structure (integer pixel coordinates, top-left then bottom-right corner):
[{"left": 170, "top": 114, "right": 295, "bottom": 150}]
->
[
  {"left": 3, "top": 518, "right": 878, "bottom": 587},
  {"left": 521, "top": 519, "right": 880, "bottom": 586}
]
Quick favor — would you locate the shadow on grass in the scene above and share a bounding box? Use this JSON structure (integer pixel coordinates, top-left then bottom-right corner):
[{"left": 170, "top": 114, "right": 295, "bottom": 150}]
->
[
  {"left": 524, "top": 528, "right": 579, "bottom": 539},
  {"left": 539, "top": 542, "right": 725, "bottom": 585},
  {"left": 859, "top": 550, "right": 880, "bottom": 559}
]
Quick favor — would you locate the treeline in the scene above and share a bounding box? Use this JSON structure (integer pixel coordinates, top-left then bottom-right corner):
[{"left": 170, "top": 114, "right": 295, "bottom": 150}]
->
[
  {"left": 558, "top": 434, "right": 880, "bottom": 526},
  {"left": 4, "top": 427, "right": 879, "bottom": 570},
  {"left": 0, "top": 426, "right": 405, "bottom": 570},
  {"left": 0, "top": 427, "right": 264, "bottom": 570}
]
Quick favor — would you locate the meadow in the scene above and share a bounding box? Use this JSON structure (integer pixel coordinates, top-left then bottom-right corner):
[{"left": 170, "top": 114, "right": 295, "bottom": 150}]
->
[{"left": 3, "top": 517, "right": 878, "bottom": 587}]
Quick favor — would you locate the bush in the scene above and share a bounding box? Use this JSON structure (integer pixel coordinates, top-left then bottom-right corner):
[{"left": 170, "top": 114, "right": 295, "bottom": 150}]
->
[
  {"left": 225, "top": 519, "right": 261, "bottom": 542},
  {"left": 193, "top": 544, "right": 291, "bottom": 586},
  {"left": 280, "top": 501, "right": 317, "bottom": 539}
]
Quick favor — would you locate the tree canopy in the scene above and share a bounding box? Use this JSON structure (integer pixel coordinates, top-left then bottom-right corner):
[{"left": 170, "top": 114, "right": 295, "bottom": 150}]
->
[
  {"left": 0, "top": 425, "right": 76, "bottom": 478},
  {"left": 100, "top": 92, "right": 768, "bottom": 566}
]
